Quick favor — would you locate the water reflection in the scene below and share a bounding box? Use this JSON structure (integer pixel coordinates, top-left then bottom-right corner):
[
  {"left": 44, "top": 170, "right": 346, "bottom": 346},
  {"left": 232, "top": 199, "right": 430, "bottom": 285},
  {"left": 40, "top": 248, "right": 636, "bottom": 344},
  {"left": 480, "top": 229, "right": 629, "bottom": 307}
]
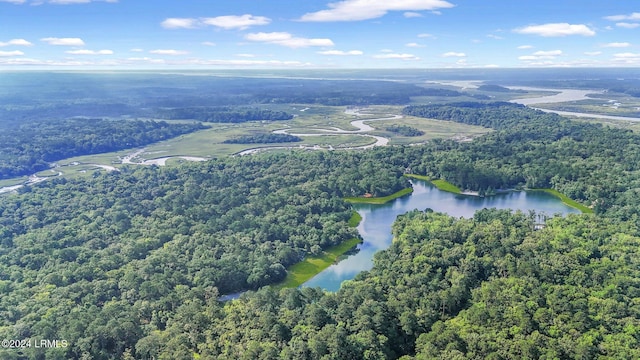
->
[{"left": 303, "top": 180, "right": 580, "bottom": 291}]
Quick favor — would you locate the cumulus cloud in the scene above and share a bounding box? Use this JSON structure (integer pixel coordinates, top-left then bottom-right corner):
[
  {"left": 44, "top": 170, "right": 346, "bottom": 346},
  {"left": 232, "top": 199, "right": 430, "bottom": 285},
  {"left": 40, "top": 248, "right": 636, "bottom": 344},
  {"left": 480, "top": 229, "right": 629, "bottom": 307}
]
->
[
  {"left": 0, "top": 0, "right": 27, "bottom": 3},
  {"left": 299, "top": 0, "right": 454, "bottom": 22},
  {"left": 161, "top": 15, "right": 270, "bottom": 30},
  {"left": 0, "top": 50, "right": 25, "bottom": 56},
  {"left": 519, "top": 50, "right": 563, "bottom": 61},
  {"left": 517, "top": 45, "right": 533, "bottom": 49},
  {"left": 417, "top": 33, "right": 434, "bottom": 38},
  {"left": 0, "top": 39, "right": 33, "bottom": 47},
  {"left": 514, "top": 23, "right": 595, "bottom": 37},
  {"left": 317, "top": 50, "right": 363, "bottom": 55},
  {"left": 161, "top": 18, "right": 199, "bottom": 29},
  {"left": 149, "top": 49, "right": 188, "bottom": 55},
  {"left": 603, "top": 42, "right": 631, "bottom": 48},
  {"left": 405, "top": 42, "right": 424, "bottom": 48},
  {"left": 66, "top": 49, "right": 113, "bottom": 55},
  {"left": 616, "top": 22, "right": 640, "bottom": 29},
  {"left": 245, "top": 32, "right": 334, "bottom": 48},
  {"left": 202, "top": 14, "right": 271, "bottom": 29},
  {"left": 604, "top": 13, "right": 640, "bottom": 21},
  {"left": 373, "top": 53, "right": 420, "bottom": 60},
  {"left": 584, "top": 51, "right": 602, "bottom": 56},
  {"left": 613, "top": 52, "right": 640, "bottom": 58},
  {"left": 41, "top": 37, "right": 85, "bottom": 46},
  {"left": 404, "top": 12, "right": 423, "bottom": 18},
  {"left": 442, "top": 52, "right": 466, "bottom": 57}
]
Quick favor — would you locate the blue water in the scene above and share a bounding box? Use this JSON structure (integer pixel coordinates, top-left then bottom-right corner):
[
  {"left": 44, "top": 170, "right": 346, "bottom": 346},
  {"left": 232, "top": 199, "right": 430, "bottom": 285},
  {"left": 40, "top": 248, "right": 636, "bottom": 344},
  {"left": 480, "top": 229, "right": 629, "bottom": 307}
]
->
[{"left": 303, "top": 180, "right": 581, "bottom": 291}]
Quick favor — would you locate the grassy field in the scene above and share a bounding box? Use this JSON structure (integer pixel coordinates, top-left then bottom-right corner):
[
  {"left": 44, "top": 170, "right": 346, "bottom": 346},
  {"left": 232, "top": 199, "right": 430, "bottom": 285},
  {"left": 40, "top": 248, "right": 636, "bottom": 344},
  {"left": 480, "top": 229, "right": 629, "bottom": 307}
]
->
[
  {"left": 404, "top": 174, "right": 431, "bottom": 181},
  {"left": 368, "top": 115, "right": 491, "bottom": 145},
  {"left": 431, "top": 179, "right": 462, "bottom": 194},
  {"left": 344, "top": 187, "right": 413, "bottom": 204},
  {"left": 405, "top": 174, "right": 462, "bottom": 194},
  {"left": 273, "top": 237, "right": 362, "bottom": 289},
  {"left": 531, "top": 188, "right": 593, "bottom": 214},
  {"left": 348, "top": 211, "right": 362, "bottom": 227},
  {"left": 0, "top": 176, "right": 28, "bottom": 188}
]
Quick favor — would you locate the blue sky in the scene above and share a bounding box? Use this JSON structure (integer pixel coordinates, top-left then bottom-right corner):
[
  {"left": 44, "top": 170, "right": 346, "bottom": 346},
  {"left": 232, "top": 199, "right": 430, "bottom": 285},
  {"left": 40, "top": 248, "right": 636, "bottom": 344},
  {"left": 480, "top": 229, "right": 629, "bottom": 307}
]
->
[{"left": 1, "top": 0, "right": 639, "bottom": 69}]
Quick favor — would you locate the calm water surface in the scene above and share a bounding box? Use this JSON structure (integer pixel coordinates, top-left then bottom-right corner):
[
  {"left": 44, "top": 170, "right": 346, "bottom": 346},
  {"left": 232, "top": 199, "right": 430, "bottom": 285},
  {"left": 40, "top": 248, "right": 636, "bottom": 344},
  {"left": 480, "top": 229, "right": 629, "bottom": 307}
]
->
[{"left": 303, "top": 180, "right": 581, "bottom": 291}]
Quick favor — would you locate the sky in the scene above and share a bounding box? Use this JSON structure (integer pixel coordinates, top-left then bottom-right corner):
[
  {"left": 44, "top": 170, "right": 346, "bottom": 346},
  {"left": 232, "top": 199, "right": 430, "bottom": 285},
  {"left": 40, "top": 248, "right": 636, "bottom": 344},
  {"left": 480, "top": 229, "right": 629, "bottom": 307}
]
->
[{"left": 1, "top": 0, "right": 639, "bottom": 69}]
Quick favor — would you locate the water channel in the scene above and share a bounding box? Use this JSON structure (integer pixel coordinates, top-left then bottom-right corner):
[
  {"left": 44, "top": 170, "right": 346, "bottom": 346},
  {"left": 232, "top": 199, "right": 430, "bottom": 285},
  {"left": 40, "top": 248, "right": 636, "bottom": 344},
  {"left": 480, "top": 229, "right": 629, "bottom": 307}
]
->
[{"left": 303, "top": 180, "right": 581, "bottom": 291}]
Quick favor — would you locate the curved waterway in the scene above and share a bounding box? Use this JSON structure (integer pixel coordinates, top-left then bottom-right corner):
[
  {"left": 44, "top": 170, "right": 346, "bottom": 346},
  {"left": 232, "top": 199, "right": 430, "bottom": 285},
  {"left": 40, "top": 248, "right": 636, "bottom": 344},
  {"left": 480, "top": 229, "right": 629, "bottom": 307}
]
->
[{"left": 303, "top": 180, "right": 581, "bottom": 291}]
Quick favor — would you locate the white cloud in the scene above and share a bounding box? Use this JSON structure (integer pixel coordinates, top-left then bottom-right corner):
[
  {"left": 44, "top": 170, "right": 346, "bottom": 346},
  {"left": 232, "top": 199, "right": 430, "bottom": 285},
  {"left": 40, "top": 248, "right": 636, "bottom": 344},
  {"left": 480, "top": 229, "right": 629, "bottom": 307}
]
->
[
  {"left": 613, "top": 53, "right": 640, "bottom": 59},
  {"left": 162, "top": 14, "right": 270, "bottom": 30},
  {"left": 235, "top": 53, "right": 256, "bottom": 58},
  {"left": 66, "top": 49, "right": 113, "bottom": 55},
  {"left": 487, "top": 34, "right": 503, "bottom": 40},
  {"left": 584, "top": 51, "right": 602, "bottom": 56},
  {"left": 161, "top": 18, "right": 199, "bottom": 29},
  {"left": 41, "top": 37, "right": 85, "bottom": 46},
  {"left": 0, "top": 50, "right": 25, "bottom": 56},
  {"left": 602, "top": 42, "right": 631, "bottom": 48},
  {"left": 149, "top": 49, "right": 188, "bottom": 55},
  {"left": 0, "top": 39, "right": 33, "bottom": 47},
  {"left": 299, "top": 0, "right": 454, "bottom": 22},
  {"left": 0, "top": 0, "right": 26, "bottom": 3},
  {"left": 612, "top": 53, "right": 640, "bottom": 65},
  {"left": 417, "top": 33, "right": 434, "bottom": 38},
  {"left": 519, "top": 50, "right": 563, "bottom": 61},
  {"left": 373, "top": 53, "right": 420, "bottom": 60},
  {"left": 202, "top": 14, "right": 271, "bottom": 30},
  {"left": 405, "top": 42, "right": 424, "bottom": 48},
  {"left": 514, "top": 23, "right": 595, "bottom": 37},
  {"left": 533, "top": 50, "right": 562, "bottom": 56},
  {"left": 517, "top": 45, "right": 533, "bottom": 49},
  {"left": 317, "top": 50, "right": 363, "bottom": 55},
  {"left": 130, "top": 48, "right": 144, "bottom": 52},
  {"left": 404, "top": 12, "right": 423, "bottom": 18},
  {"left": 616, "top": 22, "right": 640, "bottom": 29},
  {"left": 604, "top": 13, "right": 640, "bottom": 21},
  {"left": 201, "top": 42, "right": 216, "bottom": 46},
  {"left": 245, "top": 32, "right": 334, "bottom": 48},
  {"left": 442, "top": 52, "right": 466, "bottom": 57}
]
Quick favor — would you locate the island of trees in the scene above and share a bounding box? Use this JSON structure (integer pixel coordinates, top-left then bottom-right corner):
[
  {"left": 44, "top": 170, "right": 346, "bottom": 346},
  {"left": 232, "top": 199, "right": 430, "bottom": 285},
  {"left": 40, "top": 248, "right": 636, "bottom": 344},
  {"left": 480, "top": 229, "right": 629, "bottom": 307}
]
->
[{"left": 223, "top": 133, "right": 302, "bottom": 144}]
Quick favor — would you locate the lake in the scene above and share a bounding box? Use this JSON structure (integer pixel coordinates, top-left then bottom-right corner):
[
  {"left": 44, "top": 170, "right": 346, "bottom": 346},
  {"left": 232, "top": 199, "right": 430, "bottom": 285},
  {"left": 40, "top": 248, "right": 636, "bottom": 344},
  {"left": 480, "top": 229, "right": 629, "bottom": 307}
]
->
[{"left": 302, "top": 180, "right": 581, "bottom": 291}]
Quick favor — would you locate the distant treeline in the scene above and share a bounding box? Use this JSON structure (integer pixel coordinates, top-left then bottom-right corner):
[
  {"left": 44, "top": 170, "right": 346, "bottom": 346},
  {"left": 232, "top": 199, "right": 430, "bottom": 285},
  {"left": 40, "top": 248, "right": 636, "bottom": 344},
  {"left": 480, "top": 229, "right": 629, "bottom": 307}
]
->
[
  {"left": 0, "top": 119, "right": 207, "bottom": 179},
  {"left": 160, "top": 107, "right": 294, "bottom": 123},
  {"left": 385, "top": 124, "right": 425, "bottom": 137},
  {"left": 223, "top": 133, "right": 302, "bottom": 144}
]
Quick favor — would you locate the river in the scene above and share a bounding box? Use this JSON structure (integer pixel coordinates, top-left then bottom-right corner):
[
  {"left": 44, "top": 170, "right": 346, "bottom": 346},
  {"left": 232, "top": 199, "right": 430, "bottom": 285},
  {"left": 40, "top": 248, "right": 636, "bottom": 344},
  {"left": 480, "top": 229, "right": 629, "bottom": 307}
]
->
[
  {"left": 303, "top": 180, "right": 581, "bottom": 291},
  {"left": 507, "top": 86, "right": 640, "bottom": 122}
]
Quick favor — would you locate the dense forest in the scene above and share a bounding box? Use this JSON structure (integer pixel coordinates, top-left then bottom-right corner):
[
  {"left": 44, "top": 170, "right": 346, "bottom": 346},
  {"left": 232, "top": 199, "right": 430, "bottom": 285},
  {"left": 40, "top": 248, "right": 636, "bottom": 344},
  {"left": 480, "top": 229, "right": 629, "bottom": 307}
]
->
[
  {"left": 0, "top": 119, "right": 207, "bottom": 179},
  {"left": 5, "top": 96, "right": 640, "bottom": 358},
  {"left": 160, "top": 108, "right": 294, "bottom": 123},
  {"left": 223, "top": 133, "right": 302, "bottom": 144},
  {"left": 384, "top": 125, "right": 425, "bottom": 137}
]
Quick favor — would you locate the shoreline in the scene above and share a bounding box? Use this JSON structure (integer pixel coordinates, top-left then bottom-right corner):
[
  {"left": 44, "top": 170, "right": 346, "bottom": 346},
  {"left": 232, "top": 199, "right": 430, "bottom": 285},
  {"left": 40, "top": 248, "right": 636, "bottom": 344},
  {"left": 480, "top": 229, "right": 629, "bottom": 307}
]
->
[{"left": 344, "top": 187, "right": 413, "bottom": 204}]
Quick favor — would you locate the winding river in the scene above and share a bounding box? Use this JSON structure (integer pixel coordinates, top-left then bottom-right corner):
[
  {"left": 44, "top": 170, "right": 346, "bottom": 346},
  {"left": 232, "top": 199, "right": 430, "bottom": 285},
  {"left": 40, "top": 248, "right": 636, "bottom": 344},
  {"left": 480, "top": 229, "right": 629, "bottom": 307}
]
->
[
  {"left": 236, "top": 110, "right": 394, "bottom": 155},
  {"left": 303, "top": 180, "right": 581, "bottom": 291}
]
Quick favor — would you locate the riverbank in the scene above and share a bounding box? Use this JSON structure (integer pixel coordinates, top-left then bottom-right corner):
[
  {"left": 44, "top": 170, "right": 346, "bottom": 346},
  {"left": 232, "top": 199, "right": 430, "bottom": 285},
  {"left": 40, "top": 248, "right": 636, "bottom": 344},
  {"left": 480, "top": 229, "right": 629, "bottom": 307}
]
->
[
  {"left": 530, "top": 188, "right": 593, "bottom": 214},
  {"left": 404, "top": 174, "right": 462, "bottom": 194},
  {"left": 344, "top": 187, "right": 413, "bottom": 204},
  {"left": 273, "top": 237, "right": 362, "bottom": 289}
]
